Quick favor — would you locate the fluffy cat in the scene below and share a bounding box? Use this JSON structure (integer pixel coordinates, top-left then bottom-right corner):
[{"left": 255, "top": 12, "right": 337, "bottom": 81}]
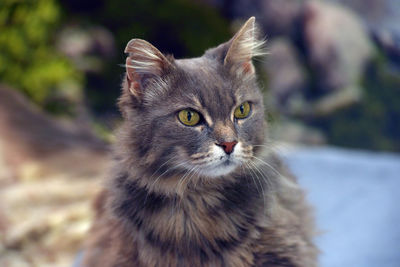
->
[{"left": 82, "top": 17, "right": 317, "bottom": 267}]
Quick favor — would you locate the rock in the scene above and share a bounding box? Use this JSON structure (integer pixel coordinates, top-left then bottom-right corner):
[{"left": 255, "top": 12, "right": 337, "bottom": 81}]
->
[
  {"left": 303, "top": 0, "right": 373, "bottom": 93},
  {"left": 258, "top": 0, "right": 305, "bottom": 36},
  {"left": 0, "top": 86, "right": 109, "bottom": 267},
  {"left": 263, "top": 38, "right": 307, "bottom": 114},
  {"left": 268, "top": 119, "right": 326, "bottom": 145},
  {"left": 0, "top": 85, "right": 108, "bottom": 178},
  {"left": 327, "top": 0, "right": 400, "bottom": 36},
  {"left": 56, "top": 26, "right": 116, "bottom": 73}
]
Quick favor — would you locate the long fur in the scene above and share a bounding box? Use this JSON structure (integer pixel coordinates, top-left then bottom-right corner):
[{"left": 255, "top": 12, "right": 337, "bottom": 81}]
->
[{"left": 83, "top": 17, "right": 318, "bottom": 267}]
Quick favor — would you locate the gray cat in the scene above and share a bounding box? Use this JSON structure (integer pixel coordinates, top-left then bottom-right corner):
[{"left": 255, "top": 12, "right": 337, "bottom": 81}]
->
[{"left": 83, "top": 17, "right": 318, "bottom": 267}]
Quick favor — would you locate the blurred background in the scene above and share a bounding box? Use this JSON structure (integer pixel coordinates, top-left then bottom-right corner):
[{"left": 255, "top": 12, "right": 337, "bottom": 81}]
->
[{"left": 0, "top": 0, "right": 399, "bottom": 266}]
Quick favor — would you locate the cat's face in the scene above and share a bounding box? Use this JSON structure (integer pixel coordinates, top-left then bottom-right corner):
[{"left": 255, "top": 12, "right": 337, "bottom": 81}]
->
[{"left": 119, "top": 17, "right": 266, "bottom": 178}]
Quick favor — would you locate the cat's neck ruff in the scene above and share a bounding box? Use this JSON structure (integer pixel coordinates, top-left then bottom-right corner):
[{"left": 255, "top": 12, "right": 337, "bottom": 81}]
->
[{"left": 110, "top": 167, "right": 270, "bottom": 265}]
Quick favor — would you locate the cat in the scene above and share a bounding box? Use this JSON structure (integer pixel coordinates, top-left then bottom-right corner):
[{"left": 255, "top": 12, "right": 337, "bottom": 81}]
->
[{"left": 82, "top": 17, "right": 318, "bottom": 267}]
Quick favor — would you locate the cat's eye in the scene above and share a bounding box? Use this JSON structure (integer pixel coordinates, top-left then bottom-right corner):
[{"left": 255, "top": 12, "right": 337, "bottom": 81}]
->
[
  {"left": 234, "top": 102, "right": 251, "bottom": 119},
  {"left": 178, "top": 109, "right": 200, "bottom": 126}
]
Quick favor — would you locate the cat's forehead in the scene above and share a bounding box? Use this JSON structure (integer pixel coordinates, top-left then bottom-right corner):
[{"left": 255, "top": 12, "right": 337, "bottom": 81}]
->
[
  {"left": 173, "top": 57, "right": 239, "bottom": 117},
  {"left": 174, "top": 57, "right": 234, "bottom": 97},
  {"left": 175, "top": 57, "right": 221, "bottom": 79},
  {"left": 174, "top": 56, "right": 255, "bottom": 99}
]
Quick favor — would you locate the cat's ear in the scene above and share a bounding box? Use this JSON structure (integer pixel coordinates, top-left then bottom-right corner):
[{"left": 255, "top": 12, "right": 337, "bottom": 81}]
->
[
  {"left": 224, "top": 17, "right": 265, "bottom": 76},
  {"left": 124, "top": 39, "right": 172, "bottom": 98}
]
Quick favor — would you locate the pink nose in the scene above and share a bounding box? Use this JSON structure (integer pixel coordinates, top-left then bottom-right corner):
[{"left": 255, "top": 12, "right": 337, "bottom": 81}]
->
[{"left": 217, "top": 141, "right": 238, "bottom": 154}]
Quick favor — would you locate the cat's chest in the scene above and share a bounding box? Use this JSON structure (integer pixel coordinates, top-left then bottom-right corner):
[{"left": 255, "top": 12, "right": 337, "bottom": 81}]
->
[
  {"left": 125, "top": 191, "right": 264, "bottom": 267},
  {"left": 132, "top": 222, "right": 259, "bottom": 267}
]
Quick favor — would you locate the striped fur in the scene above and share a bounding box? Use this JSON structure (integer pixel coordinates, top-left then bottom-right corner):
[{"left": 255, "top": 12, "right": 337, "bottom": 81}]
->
[{"left": 83, "top": 17, "right": 317, "bottom": 267}]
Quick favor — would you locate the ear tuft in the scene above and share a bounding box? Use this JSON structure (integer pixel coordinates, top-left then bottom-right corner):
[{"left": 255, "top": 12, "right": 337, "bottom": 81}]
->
[
  {"left": 124, "top": 39, "right": 172, "bottom": 97},
  {"left": 224, "top": 17, "right": 266, "bottom": 75}
]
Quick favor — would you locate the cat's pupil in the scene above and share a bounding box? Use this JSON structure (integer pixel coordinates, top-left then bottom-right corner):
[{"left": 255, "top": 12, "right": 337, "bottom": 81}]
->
[
  {"left": 187, "top": 111, "right": 192, "bottom": 121},
  {"left": 240, "top": 105, "right": 244, "bottom": 114}
]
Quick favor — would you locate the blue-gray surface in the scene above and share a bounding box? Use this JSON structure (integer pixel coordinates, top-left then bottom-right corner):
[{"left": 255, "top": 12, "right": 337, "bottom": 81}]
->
[{"left": 283, "top": 146, "right": 400, "bottom": 267}]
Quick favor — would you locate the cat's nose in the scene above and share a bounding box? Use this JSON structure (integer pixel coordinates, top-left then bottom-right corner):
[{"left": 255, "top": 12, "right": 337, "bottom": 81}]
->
[{"left": 216, "top": 141, "right": 238, "bottom": 154}]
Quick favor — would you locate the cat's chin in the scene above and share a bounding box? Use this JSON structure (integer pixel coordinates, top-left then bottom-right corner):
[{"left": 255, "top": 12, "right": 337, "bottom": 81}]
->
[{"left": 197, "top": 160, "right": 239, "bottom": 178}]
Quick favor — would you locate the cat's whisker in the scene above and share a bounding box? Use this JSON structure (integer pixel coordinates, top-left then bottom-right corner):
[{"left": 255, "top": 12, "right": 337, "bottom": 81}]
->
[
  {"left": 190, "top": 157, "right": 210, "bottom": 163},
  {"left": 191, "top": 158, "right": 215, "bottom": 165},
  {"left": 250, "top": 155, "right": 283, "bottom": 178},
  {"left": 245, "top": 161, "right": 269, "bottom": 212},
  {"left": 190, "top": 156, "right": 207, "bottom": 160},
  {"left": 190, "top": 152, "right": 210, "bottom": 160},
  {"left": 279, "top": 174, "right": 301, "bottom": 190},
  {"left": 187, "top": 166, "right": 201, "bottom": 193},
  {"left": 250, "top": 158, "right": 299, "bottom": 191},
  {"left": 177, "top": 165, "right": 197, "bottom": 197},
  {"left": 240, "top": 154, "right": 253, "bottom": 160},
  {"left": 247, "top": 161, "right": 266, "bottom": 210},
  {"left": 191, "top": 158, "right": 210, "bottom": 164},
  {"left": 243, "top": 161, "right": 263, "bottom": 202},
  {"left": 175, "top": 169, "right": 191, "bottom": 208},
  {"left": 145, "top": 159, "right": 190, "bottom": 203},
  {"left": 148, "top": 155, "right": 179, "bottom": 180},
  {"left": 242, "top": 162, "right": 257, "bottom": 194},
  {"left": 177, "top": 166, "right": 199, "bottom": 207},
  {"left": 253, "top": 141, "right": 289, "bottom": 154},
  {"left": 249, "top": 160, "right": 273, "bottom": 191},
  {"left": 192, "top": 167, "right": 203, "bottom": 193},
  {"left": 148, "top": 160, "right": 186, "bottom": 189}
]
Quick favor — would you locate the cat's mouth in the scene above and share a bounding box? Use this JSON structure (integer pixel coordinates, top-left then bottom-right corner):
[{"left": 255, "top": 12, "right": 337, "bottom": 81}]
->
[
  {"left": 222, "top": 158, "right": 232, "bottom": 165},
  {"left": 222, "top": 155, "right": 239, "bottom": 167},
  {"left": 194, "top": 152, "right": 243, "bottom": 178},
  {"left": 185, "top": 142, "right": 252, "bottom": 178},
  {"left": 199, "top": 159, "right": 239, "bottom": 177}
]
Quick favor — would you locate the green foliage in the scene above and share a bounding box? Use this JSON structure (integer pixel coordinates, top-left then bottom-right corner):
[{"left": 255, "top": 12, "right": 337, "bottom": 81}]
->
[
  {"left": 314, "top": 55, "right": 400, "bottom": 152},
  {"left": 0, "top": 0, "right": 83, "bottom": 113}
]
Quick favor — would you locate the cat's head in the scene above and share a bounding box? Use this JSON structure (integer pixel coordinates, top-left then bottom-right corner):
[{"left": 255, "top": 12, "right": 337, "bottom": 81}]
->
[{"left": 118, "top": 17, "right": 266, "bottom": 178}]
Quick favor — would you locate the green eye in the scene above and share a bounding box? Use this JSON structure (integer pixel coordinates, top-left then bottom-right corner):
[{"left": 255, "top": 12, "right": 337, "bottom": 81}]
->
[
  {"left": 178, "top": 109, "right": 200, "bottom": 126},
  {"left": 234, "top": 102, "right": 251, "bottom": 119}
]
